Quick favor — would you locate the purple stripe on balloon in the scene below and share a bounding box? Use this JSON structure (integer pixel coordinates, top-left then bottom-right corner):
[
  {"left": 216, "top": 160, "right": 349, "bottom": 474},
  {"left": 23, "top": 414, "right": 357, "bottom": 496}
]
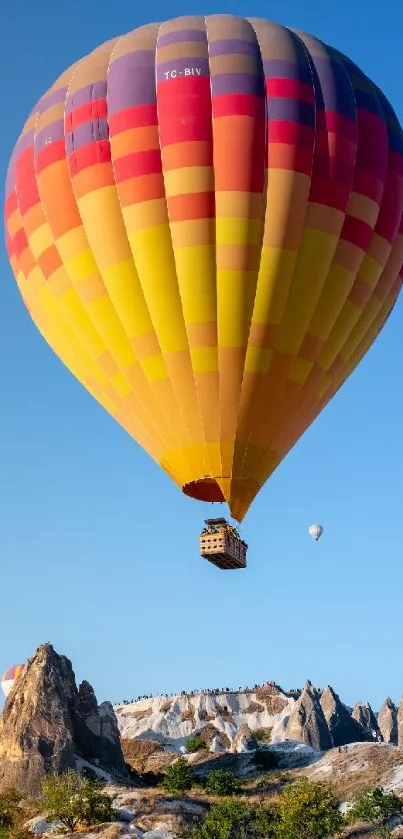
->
[
  {"left": 5, "top": 153, "right": 17, "bottom": 197},
  {"left": 209, "top": 38, "right": 260, "bottom": 58},
  {"left": 111, "top": 50, "right": 155, "bottom": 69},
  {"left": 267, "top": 97, "right": 314, "bottom": 126},
  {"left": 34, "top": 120, "right": 65, "bottom": 153},
  {"left": 158, "top": 28, "right": 207, "bottom": 46},
  {"left": 39, "top": 86, "right": 68, "bottom": 113},
  {"left": 156, "top": 56, "right": 210, "bottom": 82},
  {"left": 108, "top": 51, "right": 156, "bottom": 112},
  {"left": 263, "top": 58, "right": 312, "bottom": 84},
  {"left": 14, "top": 128, "right": 35, "bottom": 156},
  {"left": 310, "top": 55, "right": 356, "bottom": 120},
  {"left": 211, "top": 72, "right": 263, "bottom": 97},
  {"left": 65, "top": 81, "right": 108, "bottom": 113},
  {"left": 65, "top": 118, "right": 109, "bottom": 154}
]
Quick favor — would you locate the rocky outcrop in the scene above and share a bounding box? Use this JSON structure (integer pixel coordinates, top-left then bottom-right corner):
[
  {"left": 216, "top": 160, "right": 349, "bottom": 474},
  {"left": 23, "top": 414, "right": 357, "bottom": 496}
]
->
[
  {"left": 116, "top": 687, "right": 296, "bottom": 753},
  {"left": 75, "top": 681, "right": 126, "bottom": 771},
  {"left": 320, "top": 687, "right": 369, "bottom": 747},
  {"left": 398, "top": 698, "right": 403, "bottom": 747},
  {"left": 0, "top": 643, "right": 127, "bottom": 795},
  {"left": 378, "top": 698, "right": 398, "bottom": 744},
  {"left": 116, "top": 684, "right": 403, "bottom": 756},
  {"left": 285, "top": 681, "right": 333, "bottom": 750},
  {"left": 352, "top": 702, "right": 381, "bottom": 740},
  {"left": 232, "top": 724, "right": 257, "bottom": 753},
  {"left": 99, "top": 701, "right": 128, "bottom": 768}
]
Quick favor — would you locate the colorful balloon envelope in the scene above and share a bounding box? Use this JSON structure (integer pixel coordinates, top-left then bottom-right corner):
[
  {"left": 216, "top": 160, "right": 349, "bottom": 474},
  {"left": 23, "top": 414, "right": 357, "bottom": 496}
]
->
[
  {"left": 4, "top": 16, "right": 403, "bottom": 522},
  {"left": 1, "top": 663, "right": 26, "bottom": 697}
]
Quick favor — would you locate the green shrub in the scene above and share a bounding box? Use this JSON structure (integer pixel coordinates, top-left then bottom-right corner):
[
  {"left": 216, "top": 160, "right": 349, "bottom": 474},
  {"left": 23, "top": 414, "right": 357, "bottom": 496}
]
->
[
  {"left": 8, "top": 829, "right": 33, "bottom": 839},
  {"left": 162, "top": 758, "right": 194, "bottom": 794},
  {"left": 204, "top": 770, "right": 240, "bottom": 796},
  {"left": 348, "top": 787, "right": 403, "bottom": 837},
  {"left": 196, "top": 799, "right": 277, "bottom": 839},
  {"left": 277, "top": 778, "right": 343, "bottom": 839},
  {"left": 42, "top": 771, "right": 114, "bottom": 831},
  {"left": 252, "top": 749, "right": 279, "bottom": 770},
  {"left": 186, "top": 734, "right": 207, "bottom": 753},
  {"left": 0, "top": 790, "right": 21, "bottom": 829},
  {"left": 254, "top": 727, "right": 273, "bottom": 743}
]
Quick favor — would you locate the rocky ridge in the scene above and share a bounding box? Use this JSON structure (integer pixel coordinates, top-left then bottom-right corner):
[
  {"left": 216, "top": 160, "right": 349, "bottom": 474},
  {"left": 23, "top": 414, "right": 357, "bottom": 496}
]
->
[
  {"left": 320, "top": 686, "right": 371, "bottom": 747},
  {"left": 285, "top": 681, "right": 333, "bottom": 750},
  {"left": 115, "top": 679, "right": 397, "bottom": 760},
  {"left": 2, "top": 643, "right": 403, "bottom": 800},
  {"left": 0, "top": 643, "right": 127, "bottom": 795}
]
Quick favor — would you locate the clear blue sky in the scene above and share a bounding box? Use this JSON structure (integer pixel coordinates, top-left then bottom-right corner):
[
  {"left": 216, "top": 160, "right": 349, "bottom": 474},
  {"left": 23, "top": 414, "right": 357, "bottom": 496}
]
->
[{"left": 1, "top": 0, "right": 403, "bottom": 715}]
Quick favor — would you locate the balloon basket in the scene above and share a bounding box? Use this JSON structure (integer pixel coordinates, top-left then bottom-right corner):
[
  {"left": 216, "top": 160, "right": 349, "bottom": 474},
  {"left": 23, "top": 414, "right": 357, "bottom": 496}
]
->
[{"left": 199, "top": 518, "right": 247, "bottom": 570}]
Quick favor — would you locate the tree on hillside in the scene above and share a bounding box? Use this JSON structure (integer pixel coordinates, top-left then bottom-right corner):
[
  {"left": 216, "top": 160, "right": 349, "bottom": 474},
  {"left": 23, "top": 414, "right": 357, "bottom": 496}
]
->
[
  {"left": 42, "top": 771, "right": 114, "bottom": 830},
  {"left": 162, "top": 758, "right": 195, "bottom": 793},
  {"left": 183, "top": 799, "right": 278, "bottom": 839},
  {"left": 277, "top": 778, "right": 343, "bottom": 839},
  {"left": 348, "top": 787, "right": 403, "bottom": 837},
  {"left": 186, "top": 734, "right": 207, "bottom": 753},
  {"left": 204, "top": 769, "right": 240, "bottom": 796}
]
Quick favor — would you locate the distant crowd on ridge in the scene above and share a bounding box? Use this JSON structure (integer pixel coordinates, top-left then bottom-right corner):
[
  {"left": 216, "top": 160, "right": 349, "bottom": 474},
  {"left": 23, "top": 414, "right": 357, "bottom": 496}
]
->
[{"left": 115, "top": 681, "right": 303, "bottom": 706}]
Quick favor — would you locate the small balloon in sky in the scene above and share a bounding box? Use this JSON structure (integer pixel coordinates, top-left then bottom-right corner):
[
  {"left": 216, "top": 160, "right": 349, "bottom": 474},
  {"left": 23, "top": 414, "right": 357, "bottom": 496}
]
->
[{"left": 309, "top": 524, "right": 324, "bottom": 542}]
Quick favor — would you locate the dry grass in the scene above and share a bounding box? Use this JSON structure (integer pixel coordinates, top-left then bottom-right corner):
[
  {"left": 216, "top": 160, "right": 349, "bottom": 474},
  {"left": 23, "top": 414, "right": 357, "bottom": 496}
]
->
[
  {"left": 130, "top": 788, "right": 206, "bottom": 834},
  {"left": 199, "top": 724, "right": 230, "bottom": 751},
  {"left": 181, "top": 708, "right": 196, "bottom": 727},
  {"left": 340, "top": 825, "right": 376, "bottom": 838},
  {"left": 215, "top": 704, "right": 233, "bottom": 721},
  {"left": 198, "top": 710, "right": 215, "bottom": 722},
  {"left": 17, "top": 798, "right": 42, "bottom": 822},
  {"left": 254, "top": 727, "right": 273, "bottom": 743},
  {"left": 255, "top": 687, "right": 288, "bottom": 715},
  {"left": 92, "top": 825, "right": 124, "bottom": 839},
  {"left": 307, "top": 745, "right": 403, "bottom": 801},
  {"left": 130, "top": 708, "right": 152, "bottom": 721},
  {"left": 339, "top": 825, "right": 403, "bottom": 838},
  {"left": 120, "top": 738, "right": 164, "bottom": 772},
  {"left": 244, "top": 701, "right": 265, "bottom": 714},
  {"left": 121, "top": 738, "right": 169, "bottom": 773}
]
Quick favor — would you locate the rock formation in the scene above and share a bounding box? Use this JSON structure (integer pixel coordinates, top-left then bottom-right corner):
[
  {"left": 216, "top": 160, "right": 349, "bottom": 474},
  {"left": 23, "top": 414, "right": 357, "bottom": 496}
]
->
[
  {"left": 320, "top": 687, "right": 369, "bottom": 747},
  {"left": 378, "top": 698, "right": 398, "bottom": 744},
  {"left": 398, "top": 697, "right": 403, "bottom": 747},
  {"left": 116, "top": 686, "right": 296, "bottom": 752},
  {"left": 285, "top": 681, "right": 333, "bottom": 750},
  {"left": 232, "top": 724, "right": 257, "bottom": 753},
  {"left": 0, "top": 643, "right": 127, "bottom": 795},
  {"left": 76, "top": 681, "right": 125, "bottom": 769},
  {"left": 352, "top": 702, "right": 381, "bottom": 740}
]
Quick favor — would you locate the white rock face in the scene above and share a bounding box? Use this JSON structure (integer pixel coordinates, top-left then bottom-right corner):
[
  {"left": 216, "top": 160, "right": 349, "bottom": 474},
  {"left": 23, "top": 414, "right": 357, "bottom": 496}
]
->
[
  {"left": 26, "top": 817, "right": 64, "bottom": 835},
  {"left": 115, "top": 687, "right": 296, "bottom": 753}
]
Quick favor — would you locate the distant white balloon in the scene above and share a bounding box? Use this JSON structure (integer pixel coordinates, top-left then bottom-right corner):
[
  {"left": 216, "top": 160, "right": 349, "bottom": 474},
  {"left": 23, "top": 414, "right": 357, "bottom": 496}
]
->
[{"left": 309, "top": 524, "right": 323, "bottom": 542}]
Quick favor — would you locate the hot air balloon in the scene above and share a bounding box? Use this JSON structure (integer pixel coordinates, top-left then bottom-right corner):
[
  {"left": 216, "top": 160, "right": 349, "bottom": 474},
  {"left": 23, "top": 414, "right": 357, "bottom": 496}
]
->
[
  {"left": 4, "top": 16, "right": 403, "bottom": 567},
  {"left": 309, "top": 524, "right": 324, "bottom": 542},
  {"left": 1, "top": 664, "right": 25, "bottom": 697}
]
